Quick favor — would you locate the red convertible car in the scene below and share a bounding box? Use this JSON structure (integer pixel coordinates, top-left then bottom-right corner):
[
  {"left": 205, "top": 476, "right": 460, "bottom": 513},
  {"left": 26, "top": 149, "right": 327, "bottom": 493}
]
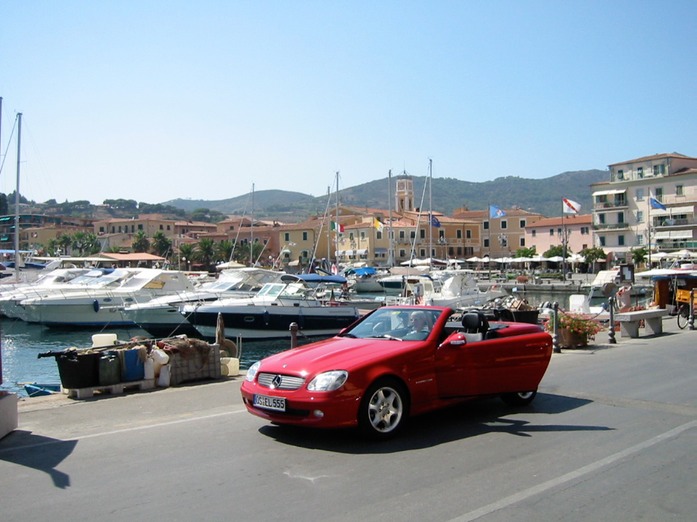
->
[{"left": 241, "top": 306, "right": 553, "bottom": 439}]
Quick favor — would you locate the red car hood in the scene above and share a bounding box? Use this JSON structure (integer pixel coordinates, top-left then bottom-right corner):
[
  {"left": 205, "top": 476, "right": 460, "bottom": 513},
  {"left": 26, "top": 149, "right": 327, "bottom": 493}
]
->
[{"left": 256, "top": 336, "right": 423, "bottom": 375}]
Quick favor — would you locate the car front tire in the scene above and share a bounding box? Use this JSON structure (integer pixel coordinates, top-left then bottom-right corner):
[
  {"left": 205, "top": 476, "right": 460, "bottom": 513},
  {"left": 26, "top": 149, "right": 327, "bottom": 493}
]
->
[{"left": 358, "top": 378, "right": 408, "bottom": 439}]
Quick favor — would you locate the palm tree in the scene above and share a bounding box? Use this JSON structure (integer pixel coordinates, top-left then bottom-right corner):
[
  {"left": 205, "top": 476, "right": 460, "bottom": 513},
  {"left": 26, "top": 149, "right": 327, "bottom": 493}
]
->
[
  {"left": 57, "top": 234, "right": 73, "bottom": 256},
  {"left": 151, "top": 231, "right": 172, "bottom": 258},
  {"left": 132, "top": 230, "right": 150, "bottom": 253},
  {"left": 196, "top": 238, "right": 216, "bottom": 271},
  {"left": 178, "top": 243, "right": 195, "bottom": 270},
  {"left": 216, "top": 240, "right": 234, "bottom": 264}
]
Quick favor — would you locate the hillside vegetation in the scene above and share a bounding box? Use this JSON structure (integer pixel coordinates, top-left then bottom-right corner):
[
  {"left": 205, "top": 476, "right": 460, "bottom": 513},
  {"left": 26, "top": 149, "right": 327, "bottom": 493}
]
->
[{"left": 165, "top": 169, "right": 608, "bottom": 220}]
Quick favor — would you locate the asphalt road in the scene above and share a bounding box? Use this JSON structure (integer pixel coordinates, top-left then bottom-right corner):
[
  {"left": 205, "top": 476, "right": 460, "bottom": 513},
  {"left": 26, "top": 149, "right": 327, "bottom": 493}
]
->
[{"left": 1, "top": 322, "right": 696, "bottom": 521}]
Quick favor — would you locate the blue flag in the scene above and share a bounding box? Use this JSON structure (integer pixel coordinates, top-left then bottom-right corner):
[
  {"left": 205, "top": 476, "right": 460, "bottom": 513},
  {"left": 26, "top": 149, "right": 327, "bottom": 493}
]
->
[
  {"left": 430, "top": 214, "right": 441, "bottom": 227},
  {"left": 649, "top": 197, "right": 666, "bottom": 210},
  {"left": 489, "top": 205, "right": 506, "bottom": 219}
]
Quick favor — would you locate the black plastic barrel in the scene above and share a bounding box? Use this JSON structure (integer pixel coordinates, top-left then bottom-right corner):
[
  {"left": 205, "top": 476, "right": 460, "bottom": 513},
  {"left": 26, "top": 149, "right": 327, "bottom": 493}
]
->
[{"left": 56, "top": 351, "right": 101, "bottom": 389}]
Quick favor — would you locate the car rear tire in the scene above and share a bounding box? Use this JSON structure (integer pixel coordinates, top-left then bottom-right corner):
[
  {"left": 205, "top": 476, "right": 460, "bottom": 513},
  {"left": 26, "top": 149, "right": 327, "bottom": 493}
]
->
[
  {"left": 501, "top": 390, "right": 537, "bottom": 406},
  {"left": 358, "top": 378, "right": 408, "bottom": 439}
]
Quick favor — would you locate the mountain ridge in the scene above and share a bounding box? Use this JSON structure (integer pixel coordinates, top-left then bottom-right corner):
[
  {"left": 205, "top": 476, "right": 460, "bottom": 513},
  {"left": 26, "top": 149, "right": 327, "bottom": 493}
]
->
[{"left": 164, "top": 169, "right": 608, "bottom": 220}]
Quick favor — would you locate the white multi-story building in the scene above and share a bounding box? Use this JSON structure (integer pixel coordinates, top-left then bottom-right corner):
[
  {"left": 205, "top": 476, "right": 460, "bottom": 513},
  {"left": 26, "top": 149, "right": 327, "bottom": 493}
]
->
[{"left": 591, "top": 153, "right": 697, "bottom": 262}]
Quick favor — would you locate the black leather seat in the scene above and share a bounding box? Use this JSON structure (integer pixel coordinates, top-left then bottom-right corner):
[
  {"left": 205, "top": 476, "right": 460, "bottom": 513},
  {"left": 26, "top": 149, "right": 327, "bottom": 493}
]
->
[{"left": 462, "top": 311, "right": 489, "bottom": 340}]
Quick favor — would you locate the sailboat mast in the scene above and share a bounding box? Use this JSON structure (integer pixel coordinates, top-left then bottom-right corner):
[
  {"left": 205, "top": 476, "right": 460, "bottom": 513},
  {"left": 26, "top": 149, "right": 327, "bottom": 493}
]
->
[
  {"left": 250, "top": 183, "right": 254, "bottom": 266},
  {"left": 388, "top": 169, "right": 393, "bottom": 267},
  {"left": 335, "top": 171, "right": 340, "bottom": 266},
  {"left": 428, "top": 159, "right": 433, "bottom": 269},
  {"left": 14, "top": 113, "right": 22, "bottom": 282}
]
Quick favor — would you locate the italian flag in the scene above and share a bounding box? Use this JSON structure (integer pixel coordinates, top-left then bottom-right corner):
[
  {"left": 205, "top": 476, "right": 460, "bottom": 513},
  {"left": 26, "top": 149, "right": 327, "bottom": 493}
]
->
[{"left": 331, "top": 221, "right": 345, "bottom": 232}]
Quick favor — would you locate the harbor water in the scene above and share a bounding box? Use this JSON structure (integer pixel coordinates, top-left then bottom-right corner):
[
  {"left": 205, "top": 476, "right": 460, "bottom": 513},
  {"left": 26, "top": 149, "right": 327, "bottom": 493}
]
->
[{"left": 0, "top": 317, "right": 310, "bottom": 397}]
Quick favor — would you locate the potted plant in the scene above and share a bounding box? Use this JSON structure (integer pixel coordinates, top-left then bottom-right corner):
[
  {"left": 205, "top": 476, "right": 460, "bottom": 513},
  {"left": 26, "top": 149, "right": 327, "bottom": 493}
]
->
[{"left": 545, "top": 312, "right": 604, "bottom": 348}]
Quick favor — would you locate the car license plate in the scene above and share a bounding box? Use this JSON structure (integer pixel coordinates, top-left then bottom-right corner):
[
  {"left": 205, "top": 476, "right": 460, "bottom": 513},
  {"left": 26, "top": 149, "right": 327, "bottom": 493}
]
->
[{"left": 253, "top": 394, "right": 286, "bottom": 412}]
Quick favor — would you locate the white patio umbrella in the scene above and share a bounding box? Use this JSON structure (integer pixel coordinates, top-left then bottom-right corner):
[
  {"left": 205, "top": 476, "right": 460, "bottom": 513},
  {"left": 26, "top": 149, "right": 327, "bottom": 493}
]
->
[
  {"left": 546, "top": 256, "right": 564, "bottom": 263},
  {"left": 669, "top": 249, "right": 696, "bottom": 259},
  {"left": 466, "top": 256, "right": 481, "bottom": 262}
]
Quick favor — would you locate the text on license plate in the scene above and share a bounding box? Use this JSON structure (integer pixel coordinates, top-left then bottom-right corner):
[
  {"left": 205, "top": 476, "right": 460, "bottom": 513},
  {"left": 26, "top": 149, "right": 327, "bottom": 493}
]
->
[{"left": 254, "top": 394, "right": 286, "bottom": 412}]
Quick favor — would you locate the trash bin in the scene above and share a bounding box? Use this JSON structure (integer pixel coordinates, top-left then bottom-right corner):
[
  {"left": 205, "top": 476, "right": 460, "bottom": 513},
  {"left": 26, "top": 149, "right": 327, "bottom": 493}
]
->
[
  {"left": 55, "top": 351, "right": 101, "bottom": 389},
  {"left": 99, "top": 352, "right": 121, "bottom": 386},
  {"left": 511, "top": 310, "right": 540, "bottom": 324}
]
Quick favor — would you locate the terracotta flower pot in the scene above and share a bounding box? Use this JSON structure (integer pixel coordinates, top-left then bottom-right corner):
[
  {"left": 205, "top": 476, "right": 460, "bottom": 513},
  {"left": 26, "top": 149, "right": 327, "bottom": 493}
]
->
[{"left": 559, "top": 328, "right": 588, "bottom": 348}]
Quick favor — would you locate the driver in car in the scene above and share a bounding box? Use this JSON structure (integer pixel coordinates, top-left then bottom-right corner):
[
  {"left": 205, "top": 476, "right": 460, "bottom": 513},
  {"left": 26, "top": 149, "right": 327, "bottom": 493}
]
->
[{"left": 404, "top": 311, "right": 431, "bottom": 340}]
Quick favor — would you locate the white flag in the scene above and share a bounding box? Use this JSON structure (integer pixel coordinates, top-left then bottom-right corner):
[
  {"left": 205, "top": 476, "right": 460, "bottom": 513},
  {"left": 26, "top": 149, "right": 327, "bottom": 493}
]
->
[{"left": 562, "top": 198, "right": 581, "bottom": 214}]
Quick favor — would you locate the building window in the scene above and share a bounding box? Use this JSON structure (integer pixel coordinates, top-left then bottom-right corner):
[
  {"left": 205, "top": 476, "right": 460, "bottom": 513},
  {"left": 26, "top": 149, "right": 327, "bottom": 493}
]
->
[
  {"left": 598, "top": 214, "right": 606, "bottom": 225},
  {"left": 465, "top": 230, "right": 471, "bottom": 239},
  {"left": 676, "top": 185, "right": 684, "bottom": 196},
  {"left": 549, "top": 229, "right": 554, "bottom": 236},
  {"left": 483, "top": 221, "right": 489, "bottom": 230},
  {"left": 618, "top": 235, "right": 625, "bottom": 246},
  {"left": 302, "top": 232, "right": 308, "bottom": 241},
  {"left": 655, "top": 187, "right": 663, "bottom": 200},
  {"left": 617, "top": 169, "right": 624, "bottom": 180},
  {"left": 532, "top": 230, "right": 537, "bottom": 237},
  {"left": 420, "top": 229, "right": 425, "bottom": 239},
  {"left": 399, "top": 249, "right": 406, "bottom": 257},
  {"left": 456, "top": 229, "right": 462, "bottom": 239},
  {"left": 519, "top": 237, "right": 525, "bottom": 247},
  {"left": 636, "top": 211, "right": 644, "bottom": 224},
  {"left": 637, "top": 167, "right": 644, "bottom": 178},
  {"left": 138, "top": 224, "right": 144, "bottom": 231},
  {"left": 484, "top": 239, "right": 490, "bottom": 248},
  {"left": 599, "top": 236, "right": 606, "bottom": 247},
  {"left": 519, "top": 219, "right": 526, "bottom": 228},
  {"left": 377, "top": 230, "right": 383, "bottom": 239},
  {"left": 284, "top": 232, "right": 290, "bottom": 241},
  {"left": 360, "top": 231, "right": 365, "bottom": 240},
  {"left": 501, "top": 220, "right": 508, "bottom": 230},
  {"left": 637, "top": 234, "right": 644, "bottom": 245},
  {"left": 618, "top": 212, "right": 625, "bottom": 224},
  {"left": 410, "top": 231, "right": 416, "bottom": 239},
  {"left": 399, "top": 231, "right": 405, "bottom": 239},
  {"left": 636, "top": 188, "right": 644, "bottom": 201}
]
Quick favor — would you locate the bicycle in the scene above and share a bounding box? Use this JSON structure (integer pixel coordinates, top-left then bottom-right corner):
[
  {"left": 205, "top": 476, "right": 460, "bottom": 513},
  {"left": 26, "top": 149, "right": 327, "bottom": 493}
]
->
[{"left": 676, "top": 303, "right": 690, "bottom": 330}]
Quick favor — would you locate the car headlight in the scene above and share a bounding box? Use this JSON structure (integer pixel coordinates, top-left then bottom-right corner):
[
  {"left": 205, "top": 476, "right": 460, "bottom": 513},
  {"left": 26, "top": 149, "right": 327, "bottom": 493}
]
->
[
  {"left": 245, "top": 361, "right": 261, "bottom": 382},
  {"left": 307, "top": 370, "right": 348, "bottom": 392}
]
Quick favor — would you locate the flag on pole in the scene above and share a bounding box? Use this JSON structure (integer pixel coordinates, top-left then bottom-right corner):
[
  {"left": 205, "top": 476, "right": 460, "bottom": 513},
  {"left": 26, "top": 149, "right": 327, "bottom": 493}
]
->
[
  {"left": 373, "top": 218, "right": 383, "bottom": 231},
  {"left": 649, "top": 195, "right": 667, "bottom": 210},
  {"left": 562, "top": 198, "right": 581, "bottom": 214},
  {"left": 429, "top": 214, "right": 441, "bottom": 227},
  {"left": 330, "top": 221, "right": 344, "bottom": 233},
  {"left": 489, "top": 205, "right": 506, "bottom": 219}
]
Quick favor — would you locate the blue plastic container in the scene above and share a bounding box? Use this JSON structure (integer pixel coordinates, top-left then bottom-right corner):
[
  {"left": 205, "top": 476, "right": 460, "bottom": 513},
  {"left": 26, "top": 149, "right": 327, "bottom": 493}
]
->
[{"left": 121, "top": 349, "right": 145, "bottom": 382}]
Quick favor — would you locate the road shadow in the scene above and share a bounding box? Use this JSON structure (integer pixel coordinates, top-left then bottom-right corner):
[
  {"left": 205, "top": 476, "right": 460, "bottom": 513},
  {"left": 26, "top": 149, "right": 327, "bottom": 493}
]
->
[
  {"left": 0, "top": 430, "right": 76, "bottom": 488},
  {"left": 259, "top": 392, "right": 611, "bottom": 454}
]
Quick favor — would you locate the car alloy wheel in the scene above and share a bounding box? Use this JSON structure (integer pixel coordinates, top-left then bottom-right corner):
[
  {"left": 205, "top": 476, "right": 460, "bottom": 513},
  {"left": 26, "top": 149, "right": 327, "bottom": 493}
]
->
[{"left": 359, "top": 378, "right": 408, "bottom": 439}]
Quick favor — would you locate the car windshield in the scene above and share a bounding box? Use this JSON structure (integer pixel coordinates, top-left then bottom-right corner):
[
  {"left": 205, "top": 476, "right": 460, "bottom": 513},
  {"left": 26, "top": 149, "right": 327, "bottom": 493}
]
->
[{"left": 343, "top": 307, "right": 444, "bottom": 341}]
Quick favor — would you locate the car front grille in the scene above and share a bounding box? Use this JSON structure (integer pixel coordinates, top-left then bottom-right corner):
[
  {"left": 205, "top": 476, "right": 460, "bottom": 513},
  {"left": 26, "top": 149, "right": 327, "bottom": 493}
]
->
[{"left": 257, "top": 372, "right": 305, "bottom": 390}]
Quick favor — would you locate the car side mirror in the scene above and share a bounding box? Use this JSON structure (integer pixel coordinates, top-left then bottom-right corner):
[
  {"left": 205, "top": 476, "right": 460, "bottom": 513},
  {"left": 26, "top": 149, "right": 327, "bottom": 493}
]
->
[{"left": 439, "top": 331, "right": 467, "bottom": 348}]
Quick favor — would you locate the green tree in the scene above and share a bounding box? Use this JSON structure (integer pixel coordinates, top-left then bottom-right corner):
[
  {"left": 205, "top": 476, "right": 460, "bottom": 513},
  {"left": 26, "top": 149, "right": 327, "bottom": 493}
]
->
[
  {"left": 151, "top": 231, "right": 172, "bottom": 258},
  {"left": 72, "top": 232, "right": 100, "bottom": 255},
  {"left": 580, "top": 247, "right": 607, "bottom": 272},
  {"left": 630, "top": 247, "right": 648, "bottom": 268},
  {"left": 216, "top": 240, "right": 234, "bottom": 264},
  {"left": 132, "top": 230, "right": 150, "bottom": 252},
  {"left": 0, "top": 193, "right": 8, "bottom": 215},
  {"left": 196, "top": 237, "right": 216, "bottom": 270},
  {"left": 515, "top": 246, "right": 537, "bottom": 258},
  {"left": 178, "top": 243, "right": 195, "bottom": 270},
  {"left": 57, "top": 234, "right": 73, "bottom": 256},
  {"left": 543, "top": 245, "right": 565, "bottom": 258}
]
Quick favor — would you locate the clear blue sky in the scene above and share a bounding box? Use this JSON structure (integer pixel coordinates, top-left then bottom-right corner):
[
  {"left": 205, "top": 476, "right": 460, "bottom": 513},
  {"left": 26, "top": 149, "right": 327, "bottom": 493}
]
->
[{"left": 1, "top": 0, "right": 695, "bottom": 205}]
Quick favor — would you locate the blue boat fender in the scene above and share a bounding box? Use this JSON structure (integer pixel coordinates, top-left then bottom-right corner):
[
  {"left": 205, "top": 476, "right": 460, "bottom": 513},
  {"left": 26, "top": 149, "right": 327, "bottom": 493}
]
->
[{"left": 93, "top": 299, "right": 100, "bottom": 313}]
